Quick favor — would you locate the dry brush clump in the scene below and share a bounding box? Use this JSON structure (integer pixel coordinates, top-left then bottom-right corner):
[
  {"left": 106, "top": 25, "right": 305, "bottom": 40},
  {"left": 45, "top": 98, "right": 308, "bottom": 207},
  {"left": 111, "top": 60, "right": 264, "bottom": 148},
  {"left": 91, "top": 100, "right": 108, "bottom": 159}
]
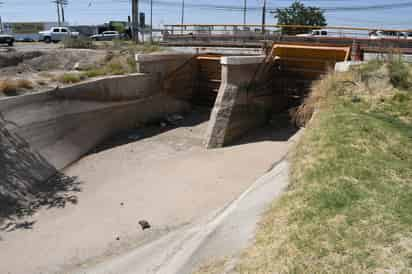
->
[
  {"left": 294, "top": 58, "right": 412, "bottom": 126},
  {"left": 62, "top": 36, "right": 95, "bottom": 49},
  {"left": 0, "top": 79, "right": 34, "bottom": 96}
]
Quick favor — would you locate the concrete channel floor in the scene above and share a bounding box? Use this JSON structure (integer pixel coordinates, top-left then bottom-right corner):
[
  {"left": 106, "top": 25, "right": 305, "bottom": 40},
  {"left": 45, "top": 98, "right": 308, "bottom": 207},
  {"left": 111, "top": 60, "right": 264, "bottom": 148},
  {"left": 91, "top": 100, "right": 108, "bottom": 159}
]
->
[{"left": 0, "top": 111, "right": 298, "bottom": 274}]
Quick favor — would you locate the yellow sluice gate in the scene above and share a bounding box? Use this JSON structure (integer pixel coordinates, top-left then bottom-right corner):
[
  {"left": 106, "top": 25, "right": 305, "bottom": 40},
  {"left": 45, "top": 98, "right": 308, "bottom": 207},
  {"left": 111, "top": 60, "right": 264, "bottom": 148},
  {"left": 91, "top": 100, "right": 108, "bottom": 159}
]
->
[{"left": 270, "top": 44, "right": 351, "bottom": 79}]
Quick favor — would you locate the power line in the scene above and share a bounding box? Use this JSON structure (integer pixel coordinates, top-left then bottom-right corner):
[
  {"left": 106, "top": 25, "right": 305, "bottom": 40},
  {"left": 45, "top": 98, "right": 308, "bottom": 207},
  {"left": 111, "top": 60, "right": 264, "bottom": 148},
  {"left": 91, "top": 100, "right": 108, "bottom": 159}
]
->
[{"left": 113, "top": 0, "right": 412, "bottom": 13}]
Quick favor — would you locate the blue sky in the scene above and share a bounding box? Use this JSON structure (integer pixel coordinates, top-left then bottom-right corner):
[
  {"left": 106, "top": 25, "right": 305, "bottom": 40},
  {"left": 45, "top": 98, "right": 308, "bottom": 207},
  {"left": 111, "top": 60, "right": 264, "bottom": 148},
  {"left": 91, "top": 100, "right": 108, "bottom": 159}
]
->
[{"left": 1, "top": 0, "right": 412, "bottom": 29}]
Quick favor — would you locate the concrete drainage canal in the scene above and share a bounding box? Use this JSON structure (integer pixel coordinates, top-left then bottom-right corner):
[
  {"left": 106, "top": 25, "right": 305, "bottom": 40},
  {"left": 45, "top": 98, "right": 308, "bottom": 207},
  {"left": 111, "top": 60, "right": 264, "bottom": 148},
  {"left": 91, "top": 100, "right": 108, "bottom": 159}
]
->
[{"left": 0, "top": 46, "right": 350, "bottom": 274}]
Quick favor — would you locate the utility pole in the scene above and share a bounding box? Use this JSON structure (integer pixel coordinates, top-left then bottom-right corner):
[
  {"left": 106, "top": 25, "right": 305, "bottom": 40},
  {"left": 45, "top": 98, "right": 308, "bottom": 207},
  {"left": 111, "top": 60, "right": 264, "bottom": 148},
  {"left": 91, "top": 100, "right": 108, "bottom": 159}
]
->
[
  {"left": 131, "top": 0, "right": 139, "bottom": 42},
  {"left": 60, "top": 0, "right": 68, "bottom": 24},
  {"left": 261, "top": 0, "right": 266, "bottom": 33},
  {"left": 243, "top": 0, "right": 247, "bottom": 26},
  {"left": 0, "top": 2, "right": 3, "bottom": 33},
  {"left": 55, "top": 0, "right": 61, "bottom": 26},
  {"left": 61, "top": 5, "right": 65, "bottom": 23},
  {"left": 181, "top": 0, "right": 184, "bottom": 34},
  {"left": 150, "top": 0, "right": 153, "bottom": 43}
]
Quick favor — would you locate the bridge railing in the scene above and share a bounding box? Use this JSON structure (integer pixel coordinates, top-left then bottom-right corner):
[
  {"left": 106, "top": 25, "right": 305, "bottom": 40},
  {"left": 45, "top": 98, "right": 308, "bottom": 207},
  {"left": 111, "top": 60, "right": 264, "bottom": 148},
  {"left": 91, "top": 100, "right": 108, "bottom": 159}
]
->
[{"left": 162, "top": 24, "right": 411, "bottom": 40}]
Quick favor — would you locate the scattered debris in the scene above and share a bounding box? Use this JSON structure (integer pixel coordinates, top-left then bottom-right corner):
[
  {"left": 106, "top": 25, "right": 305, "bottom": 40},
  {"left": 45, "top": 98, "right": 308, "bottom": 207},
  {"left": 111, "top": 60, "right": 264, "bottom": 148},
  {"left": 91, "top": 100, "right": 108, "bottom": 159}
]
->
[
  {"left": 73, "top": 62, "right": 80, "bottom": 70},
  {"left": 138, "top": 220, "right": 151, "bottom": 230},
  {"left": 1, "top": 220, "right": 36, "bottom": 232},
  {"left": 166, "top": 114, "right": 184, "bottom": 125},
  {"left": 128, "top": 133, "right": 142, "bottom": 141},
  {"left": 351, "top": 95, "right": 361, "bottom": 103}
]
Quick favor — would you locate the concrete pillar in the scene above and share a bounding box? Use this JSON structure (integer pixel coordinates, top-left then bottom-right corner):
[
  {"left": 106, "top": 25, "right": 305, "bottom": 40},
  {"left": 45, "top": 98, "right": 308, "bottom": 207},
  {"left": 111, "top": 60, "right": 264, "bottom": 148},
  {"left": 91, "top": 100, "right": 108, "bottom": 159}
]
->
[{"left": 204, "top": 55, "right": 266, "bottom": 149}]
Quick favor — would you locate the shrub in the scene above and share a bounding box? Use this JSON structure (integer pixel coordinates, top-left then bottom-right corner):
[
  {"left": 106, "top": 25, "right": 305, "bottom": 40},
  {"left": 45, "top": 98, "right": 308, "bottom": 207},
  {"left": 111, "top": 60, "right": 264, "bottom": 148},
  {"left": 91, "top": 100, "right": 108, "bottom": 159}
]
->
[
  {"left": 0, "top": 79, "right": 34, "bottom": 96},
  {"left": 106, "top": 61, "right": 126, "bottom": 75},
  {"left": 0, "top": 80, "right": 18, "bottom": 96},
  {"left": 36, "top": 79, "right": 47, "bottom": 86},
  {"left": 16, "top": 79, "right": 34, "bottom": 90},
  {"left": 62, "top": 36, "right": 95, "bottom": 49},
  {"left": 358, "top": 59, "right": 384, "bottom": 82},
  {"left": 83, "top": 68, "right": 107, "bottom": 78},
  {"left": 58, "top": 73, "right": 83, "bottom": 84},
  {"left": 387, "top": 58, "right": 412, "bottom": 90}
]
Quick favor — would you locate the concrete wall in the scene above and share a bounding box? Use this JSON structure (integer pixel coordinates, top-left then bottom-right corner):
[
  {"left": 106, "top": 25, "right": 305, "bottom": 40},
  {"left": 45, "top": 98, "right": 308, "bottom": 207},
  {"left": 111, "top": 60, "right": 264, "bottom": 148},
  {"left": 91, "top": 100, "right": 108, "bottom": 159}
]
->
[
  {"left": 1, "top": 73, "right": 190, "bottom": 170},
  {"left": 136, "top": 52, "right": 194, "bottom": 79},
  {"left": 204, "top": 56, "right": 267, "bottom": 148},
  {"left": 136, "top": 52, "right": 198, "bottom": 102},
  {"left": 54, "top": 73, "right": 158, "bottom": 101}
]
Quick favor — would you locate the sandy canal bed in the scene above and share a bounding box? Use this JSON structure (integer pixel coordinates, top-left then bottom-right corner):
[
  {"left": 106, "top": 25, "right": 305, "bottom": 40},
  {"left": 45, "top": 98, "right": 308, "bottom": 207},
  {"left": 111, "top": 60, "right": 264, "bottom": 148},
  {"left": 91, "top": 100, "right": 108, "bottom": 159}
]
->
[{"left": 0, "top": 111, "right": 297, "bottom": 274}]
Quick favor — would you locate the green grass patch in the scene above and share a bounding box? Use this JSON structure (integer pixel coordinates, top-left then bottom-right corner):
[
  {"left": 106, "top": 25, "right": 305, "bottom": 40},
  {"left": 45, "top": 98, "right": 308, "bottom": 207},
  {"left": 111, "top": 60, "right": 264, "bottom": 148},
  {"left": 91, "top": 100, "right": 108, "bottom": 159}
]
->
[
  {"left": 57, "top": 73, "right": 84, "bottom": 84},
  {"left": 235, "top": 61, "right": 412, "bottom": 273}
]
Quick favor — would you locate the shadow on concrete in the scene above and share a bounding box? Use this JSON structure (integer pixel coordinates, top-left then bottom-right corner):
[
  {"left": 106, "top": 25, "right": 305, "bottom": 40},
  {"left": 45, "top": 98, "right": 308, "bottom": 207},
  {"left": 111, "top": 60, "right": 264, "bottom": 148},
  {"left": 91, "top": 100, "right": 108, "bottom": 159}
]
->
[
  {"left": 230, "top": 112, "right": 300, "bottom": 147},
  {"left": 0, "top": 115, "right": 82, "bottom": 231},
  {"left": 91, "top": 107, "right": 211, "bottom": 154}
]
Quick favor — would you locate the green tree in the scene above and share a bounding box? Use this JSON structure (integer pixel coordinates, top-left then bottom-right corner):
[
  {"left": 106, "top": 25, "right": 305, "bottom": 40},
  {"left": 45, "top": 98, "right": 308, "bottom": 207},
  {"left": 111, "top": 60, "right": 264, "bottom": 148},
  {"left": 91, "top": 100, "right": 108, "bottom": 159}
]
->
[{"left": 273, "top": 0, "right": 327, "bottom": 35}]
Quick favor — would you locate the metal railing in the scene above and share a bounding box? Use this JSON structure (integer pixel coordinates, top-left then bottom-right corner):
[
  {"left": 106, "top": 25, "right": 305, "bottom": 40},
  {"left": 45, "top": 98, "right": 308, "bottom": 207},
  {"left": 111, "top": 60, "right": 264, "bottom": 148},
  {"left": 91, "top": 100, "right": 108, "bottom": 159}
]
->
[{"left": 162, "top": 24, "right": 412, "bottom": 40}]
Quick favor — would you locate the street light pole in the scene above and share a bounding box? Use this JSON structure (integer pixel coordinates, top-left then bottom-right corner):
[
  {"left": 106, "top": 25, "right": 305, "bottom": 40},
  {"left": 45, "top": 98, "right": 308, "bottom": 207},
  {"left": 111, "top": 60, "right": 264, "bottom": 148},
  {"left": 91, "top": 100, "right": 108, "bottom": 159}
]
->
[{"left": 181, "top": 0, "right": 184, "bottom": 34}]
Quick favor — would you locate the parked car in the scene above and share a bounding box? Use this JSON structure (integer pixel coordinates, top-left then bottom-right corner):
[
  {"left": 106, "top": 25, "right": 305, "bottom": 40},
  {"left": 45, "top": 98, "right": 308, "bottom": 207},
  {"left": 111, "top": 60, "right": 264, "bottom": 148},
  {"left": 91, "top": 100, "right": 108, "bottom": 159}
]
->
[
  {"left": 296, "top": 29, "right": 328, "bottom": 37},
  {"left": 369, "top": 30, "right": 406, "bottom": 40},
  {"left": 38, "top": 27, "right": 79, "bottom": 43},
  {"left": 405, "top": 32, "right": 412, "bottom": 40},
  {"left": 90, "top": 31, "right": 121, "bottom": 41},
  {"left": 0, "top": 33, "right": 15, "bottom": 46}
]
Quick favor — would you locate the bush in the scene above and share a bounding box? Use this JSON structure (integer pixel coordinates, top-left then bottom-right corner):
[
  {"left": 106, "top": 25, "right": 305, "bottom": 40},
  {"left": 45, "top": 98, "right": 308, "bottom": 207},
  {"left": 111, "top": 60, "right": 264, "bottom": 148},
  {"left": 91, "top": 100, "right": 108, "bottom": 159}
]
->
[
  {"left": 0, "top": 80, "right": 18, "bottom": 96},
  {"left": 58, "top": 73, "right": 84, "bottom": 84},
  {"left": 387, "top": 58, "right": 412, "bottom": 90},
  {"left": 0, "top": 79, "right": 34, "bottom": 96},
  {"left": 15, "top": 79, "right": 34, "bottom": 90},
  {"left": 358, "top": 59, "right": 384, "bottom": 82},
  {"left": 62, "top": 36, "right": 95, "bottom": 49},
  {"left": 83, "top": 68, "right": 107, "bottom": 78}
]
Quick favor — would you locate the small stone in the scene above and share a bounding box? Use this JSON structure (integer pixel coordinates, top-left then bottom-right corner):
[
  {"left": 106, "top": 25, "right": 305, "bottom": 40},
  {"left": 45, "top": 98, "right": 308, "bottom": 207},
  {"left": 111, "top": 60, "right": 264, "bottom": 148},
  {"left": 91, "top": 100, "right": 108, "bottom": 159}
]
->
[
  {"left": 138, "top": 220, "right": 151, "bottom": 230},
  {"left": 120, "top": 202, "right": 124, "bottom": 206},
  {"left": 116, "top": 236, "right": 120, "bottom": 241}
]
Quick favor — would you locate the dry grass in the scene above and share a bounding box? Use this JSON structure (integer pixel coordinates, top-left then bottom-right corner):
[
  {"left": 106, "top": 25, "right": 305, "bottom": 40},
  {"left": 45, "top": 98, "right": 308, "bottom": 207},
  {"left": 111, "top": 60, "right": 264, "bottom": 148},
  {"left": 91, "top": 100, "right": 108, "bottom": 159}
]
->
[
  {"left": 189, "top": 60, "right": 412, "bottom": 274},
  {"left": 193, "top": 258, "right": 229, "bottom": 274},
  {"left": 16, "top": 79, "right": 34, "bottom": 90},
  {"left": 36, "top": 79, "right": 47, "bottom": 86},
  {"left": 38, "top": 72, "right": 55, "bottom": 79},
  {"left": 234, "top": 60, "right": 412, "bottom": 273},
  {"left": 0, "top": 79, "right": 34, "bottom": 96},
  {"left": 81, "top": 53, "right": 137, "bottom": 78}
]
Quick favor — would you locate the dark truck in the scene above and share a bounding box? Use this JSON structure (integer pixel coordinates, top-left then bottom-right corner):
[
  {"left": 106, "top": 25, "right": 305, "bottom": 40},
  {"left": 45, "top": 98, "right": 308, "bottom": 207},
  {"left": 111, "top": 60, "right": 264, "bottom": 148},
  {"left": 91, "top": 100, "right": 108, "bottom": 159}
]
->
[{"left": 0, "top": 33, "right": 15, "bottom": 46}]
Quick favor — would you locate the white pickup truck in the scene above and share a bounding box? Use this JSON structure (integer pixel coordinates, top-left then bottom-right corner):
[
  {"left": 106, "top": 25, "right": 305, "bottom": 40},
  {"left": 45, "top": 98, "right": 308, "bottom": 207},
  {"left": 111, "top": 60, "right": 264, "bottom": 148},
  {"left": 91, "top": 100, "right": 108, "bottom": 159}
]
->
[
  {"left": 38, "top": 27, "right": 79, "bottom": 43},
  {"left": 296, "top": 29, "right": 328, "bottom": 37}
]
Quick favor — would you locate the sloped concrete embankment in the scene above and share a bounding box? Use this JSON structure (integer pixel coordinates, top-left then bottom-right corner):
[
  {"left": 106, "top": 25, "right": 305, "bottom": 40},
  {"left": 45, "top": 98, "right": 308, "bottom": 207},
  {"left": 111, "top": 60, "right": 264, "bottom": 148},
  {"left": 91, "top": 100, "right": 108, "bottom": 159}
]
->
[{"left": 0, "top": 71, "right": 191, "bottom": 215}]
